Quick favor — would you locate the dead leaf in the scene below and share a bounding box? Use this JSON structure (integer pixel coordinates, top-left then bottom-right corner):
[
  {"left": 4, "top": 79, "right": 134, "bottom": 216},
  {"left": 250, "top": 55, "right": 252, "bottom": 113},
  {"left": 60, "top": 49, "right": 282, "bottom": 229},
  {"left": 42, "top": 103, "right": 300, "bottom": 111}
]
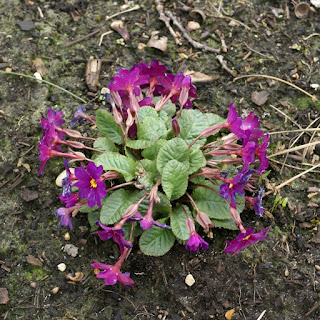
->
[
  {"left": 147, "top": 31, "right": 167, "bottom": 52},
  {"left": 65, "top": 271, "right": 84, "bottom": 282},
  {"left": 26, "top": 255, "right": 43, "bottom": 267},
  {"left": 251, "top": 91, "right": 269, "bottom": 106},
  {"left": 310, "top": 229, "right": 320, "bottom": 244},
  {"left": 32, "top": 58, "right": 48, "bottom": 77},
  {"left": 85, "top": 57, "right": 102, "bottom": 92},
  {"left": 0, "top": 288, "right": 9, "bottom": 304},
  {"left": 111, "top": 20, "right": 130, "bottom": 43},
  {"left": 185, "top": 70, "right": 214, "bottom": 83},
  {"left": 63, "top": 244, "right": 78, "bottom": 257},
  {"left": 22, "top": 188, "right": 38, "bottom": 202},
  {"left": 16, "top": 20, "right": 35, "bottom": 31}
]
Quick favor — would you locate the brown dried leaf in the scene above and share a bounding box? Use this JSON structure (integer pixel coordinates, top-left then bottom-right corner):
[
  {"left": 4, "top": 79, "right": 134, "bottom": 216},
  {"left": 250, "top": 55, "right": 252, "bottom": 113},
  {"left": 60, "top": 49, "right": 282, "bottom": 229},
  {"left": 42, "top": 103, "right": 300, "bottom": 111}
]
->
[
  {"left": 32, "top": 58, "right": 48, "bottom": 77},
  {"left": 251, "top": 91, "right": 269, "bottom": 106},
  {"left": 185, "top": 70, "right": 214, "bottom": 83},
  {"left": 26, "top": 255, "right": 43, "bottom": 267},
  {"left": 0, "top": 288, "right": 9, "bottom": 305},
  {"left": 65, "top": 271, "right": 84, "bottom": 282},
  {"left": 85, "top": 57, "right": 102, "bottom": 92},
  {"left": 147, "top": 31, "right": 167, "bottom": 52},
  {"left": 310, "top": 229, "right": 320, "bottom": 244}
]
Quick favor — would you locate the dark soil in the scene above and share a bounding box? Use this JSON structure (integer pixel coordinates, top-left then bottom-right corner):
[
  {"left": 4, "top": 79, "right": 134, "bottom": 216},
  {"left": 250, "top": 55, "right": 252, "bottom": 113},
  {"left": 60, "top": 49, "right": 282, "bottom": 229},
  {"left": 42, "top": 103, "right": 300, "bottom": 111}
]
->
[{"left": 1, "top": 1, "right": 320, "bottom": 319}]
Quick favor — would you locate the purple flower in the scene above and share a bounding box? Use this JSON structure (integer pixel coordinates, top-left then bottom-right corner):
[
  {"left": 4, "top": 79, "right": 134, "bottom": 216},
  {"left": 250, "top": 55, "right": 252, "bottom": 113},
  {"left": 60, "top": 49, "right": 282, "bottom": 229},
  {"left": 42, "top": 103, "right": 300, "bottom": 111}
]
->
[
  {"left": 62, "top": 159, "right": 74, "bottom": 197},
  {"left": 41, "top": 108, "right": 65, "bottom": 130},
  {"left": 241, "top": 111, "right": 264, "bottom": 145},
  {"left": 246, "top": 188, "right": 265, "bottom": 217},
  {"left": 128, "top": 212, "right": 171, "bottom": 230},
  {"left": 91, "top": 260, "right": 134, "bottom": 287},
  {"left": 225, "top": 104, "right": 244, "bottom": 138},
  {"left": 55, "top": 206, "right": 74, "bottom": 230},
  {"left": 73, "top": 162, "right": 107, "bottom": 208},
  {"left": 224, "top": 227, "right": 270, "bottom": 255},
  {"left": 256, "top": 134, "right": 269, "bottom": 173},
  {"left": 59, "top": 193, "right": 79, "bottom": 208},
  {"left": 220, "top": 169, "right": 253, "bottom": 208},
  {"left": 93, "top": 221, "right": 132, "bottom": 253},
  {"left": 109, "top": 67, "right": 149, "bottom": 96},
  {"left": 238, "top": 141, "right": 258, "bottom": 170},
  {"left": 186, "top": 232, "right": 209, "bottom": 253},
  {"left": 70, "top": 106, "right": 86, "bottom": 127}
]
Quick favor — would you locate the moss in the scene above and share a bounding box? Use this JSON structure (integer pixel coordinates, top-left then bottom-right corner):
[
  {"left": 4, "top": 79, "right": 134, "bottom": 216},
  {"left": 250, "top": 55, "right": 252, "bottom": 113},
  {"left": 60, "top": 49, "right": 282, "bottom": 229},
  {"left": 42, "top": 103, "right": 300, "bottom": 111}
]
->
[{"left": 23, "top": 266, "right": 47, "bottom": 282}]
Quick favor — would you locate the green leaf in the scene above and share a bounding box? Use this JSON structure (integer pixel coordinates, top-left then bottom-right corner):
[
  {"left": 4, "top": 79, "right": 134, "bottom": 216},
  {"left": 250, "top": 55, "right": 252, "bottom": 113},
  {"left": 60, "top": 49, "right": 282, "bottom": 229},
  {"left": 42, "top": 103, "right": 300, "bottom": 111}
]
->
[
  {"left": 139, "top": 222, "right": 175, "bottom": 256},
  {"left": 100, "top": 189, "right": 132, "bottom": 225},
  {"left": 138, "top": 106, "right": 158, "bottom": 122},
  {"left": 156, "top": 138, "right": 189, "bottom": 174},
  {"left": 137, "top": 116, "right": 167, "bottom": 141},
  {"left": 159, "top": 110, "right": 168, "bottom": 123},
  {"left": 138, "top": 159, "right": 160, "bottom": 189},
  {"left": 171, "top": 205, "right": 191, "bottom": 240},
  {"left": 126, "top": 139, "right": 155, "bottom": 149},
  {"left": 191, "top": 181, "right": 231, "bottom": 220},
  {"left": 141, "top": 139, "right": 166, "bottom": 160},
  {"left": 204, "top": 113, "right": 225, "bottom": 127},
  {"left": 95, "top": 152, "right": 137, "bottom": 182},
  {"left": 154, "top": 192, "right": 172, "bottom": 216},
  {"left": 159, "top": 98, "right": 176, "bottom": 118},
  {"left": 94, "top": 137, "right": 118, "bottom": 152},
  {"left": 178, "top": 109, "right": 209, "bottom": 147},
  {"left": 189, "top": 148, "right": 206, "bottom": 174},
  {"left": 96, "top": 109, "right": 123, "bottom": 144},
  {"left": 211, "top": 218, "right": 237, "bottom": 230},
  {"left": 161, "top": 160, "right": 188, "bottom": 200},
  {"left": 88, "top": 210, "right": 100, "bottom": 231}
]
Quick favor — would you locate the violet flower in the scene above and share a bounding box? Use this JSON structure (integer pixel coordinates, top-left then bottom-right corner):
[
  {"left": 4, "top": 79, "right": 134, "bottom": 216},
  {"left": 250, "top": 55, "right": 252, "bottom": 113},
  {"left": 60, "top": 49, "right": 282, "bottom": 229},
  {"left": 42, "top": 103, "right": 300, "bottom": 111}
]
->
[
  {"left": 219, "top": 169, "right": 253, "bottom": 208},
  {"left": 55, "top": 206, "right": 75, "bottom": 230},
  {"left": 185, "top": 218, "right": 209, "bottom": 253},
  {"left": 91, "top": 259, "right": 134, "bottom": 287},
  {"left": 224, "top": 227, "right": 270, "bottom": 255},
  {"left": 246, "top": 188, "right": 265, "bottom": 217},
  {"left": 41, "top": 108, "right": 65, "bottom": 130},
  {"left": 237, "top": 141, "right": 258, "bottom": 170},
  {"left": 62, "top": 159, "right": 74, "bottom": 197},
  {"left": 73, "top": 162, "right": 107, "bottom": 208},
  {"left": 256, "top": 134, "right": 269, "bottom": 173},
  {"left": 70, "top": 106, "right": 86, "bottom": 127},
  {"left": 93, "top": 221, "right": 132, "bottom": 253}
]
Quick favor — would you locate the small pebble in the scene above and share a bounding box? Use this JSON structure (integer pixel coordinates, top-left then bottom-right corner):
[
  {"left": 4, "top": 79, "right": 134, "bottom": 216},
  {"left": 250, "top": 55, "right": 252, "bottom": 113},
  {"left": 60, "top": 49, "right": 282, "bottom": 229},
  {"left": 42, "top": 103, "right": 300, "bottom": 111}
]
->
[
  {"left": 51, "top": 287, "right": 59, "bottom": 294},
  {"left": 30, "top": 282, "right": 37, "bottom": 288},
  {"left": 315, "top": 265, "right": 320, "bottom": 271},
  {"left": 185, "top": 274, "right": 195, "bottom": 287},
  {"left": 64, "top": 232, "right": 70, "bottom": 241},
  {"left": 57, "top": 263, "right": 66, "bottom": 272}
]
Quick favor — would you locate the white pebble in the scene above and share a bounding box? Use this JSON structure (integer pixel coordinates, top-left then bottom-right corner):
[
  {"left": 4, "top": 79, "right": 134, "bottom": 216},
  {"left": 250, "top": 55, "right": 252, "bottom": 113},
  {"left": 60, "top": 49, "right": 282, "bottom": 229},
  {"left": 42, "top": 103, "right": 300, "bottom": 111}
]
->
[
  {"left": 185, "top": 274, "right": 195, "bottom": 287},
  {"left": 57, "top": 263, "right": 66, "bottom": 272}
]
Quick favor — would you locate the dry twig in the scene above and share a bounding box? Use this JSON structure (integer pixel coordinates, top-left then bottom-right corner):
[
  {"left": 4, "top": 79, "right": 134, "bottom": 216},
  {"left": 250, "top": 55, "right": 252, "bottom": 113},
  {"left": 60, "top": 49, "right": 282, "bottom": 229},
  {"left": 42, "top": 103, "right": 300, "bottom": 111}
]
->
[
  {"left": 154, "top": 0, "right": 182, "bottom": 45},
  {"left": 233, "top": 74, "right": 318, "bottom": 102},
  {"left": 165, "top": 11, "right": 220, "bottom": 53},
  {"left": 216, "top": 55, "right": 237, "bottom": 77}
]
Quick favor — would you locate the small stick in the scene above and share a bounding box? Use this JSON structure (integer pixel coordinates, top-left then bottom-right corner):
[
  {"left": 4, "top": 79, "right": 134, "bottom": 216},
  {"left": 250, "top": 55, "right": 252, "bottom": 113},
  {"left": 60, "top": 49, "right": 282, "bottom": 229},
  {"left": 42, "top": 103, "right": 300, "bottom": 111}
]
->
[
  {"left": 269, "top": 140, "right": 320, "bottom": 158},
  {"left": 105, "top": 4, "right": 140, "bottom": 21},
  {"left": 303, "top": 33, "right": 320, "bottom": 41},
  {"left": 269, "top": 128, "right": 320, "bottom": 135},
  {"left": 233, "top": 74, "right": 318, "bottom": 102},
  {"left": 275, "top": 163, "right": 320, "bottom": 191},
  {"left": 165, "top": 11, "right": 220, "bottom": 53},
  {"left": 154, "top": 0, "right": 182, "bottom": 45},
  {"left": 269, "top": 159, "right": 320, "bottom": 173},
  {"left": 216, "top": 55, "right": 237, "bottom": 77},
  {"left": 65, "top": 29, "right": 101, "bottom": 47}
]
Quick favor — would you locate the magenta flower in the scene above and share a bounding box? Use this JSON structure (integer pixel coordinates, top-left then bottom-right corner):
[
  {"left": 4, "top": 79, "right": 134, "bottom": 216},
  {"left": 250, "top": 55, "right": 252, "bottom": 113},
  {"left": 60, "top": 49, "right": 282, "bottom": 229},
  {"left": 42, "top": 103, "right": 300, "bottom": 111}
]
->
[
  {"left": 238, "top": 141, "right": 258, "bottom": 170},
  {"left": 59, "top": 193, "right": 79, "bottom": 208},
  {"left": 109, "top": 67, "right": 149, "bottom": 96},
  {"left": 225, "top": 103, "right": 244, "bottom": 138},
  {"left": 91, "top": 260, "right": 134, "bottom": 287},
  {"left": 73, "top": 162, "right": 107, "bottom": 208},
  {"left": 186, "top": 232, "right": 209, "bottom": 253},
  {"left": 256, "top": 134, "right": 269, "bottom": 173},
  {"left": 93, "top": 221, "right": 132, "bottom": 253},
  {"left": 224, "top": 227, "right": 270, "bottom": 255},
  {"left": 219, "top": 169, "right": 253, "bottom": 208},
  {"left": 41, "top": 108, "right": 65, "bottom": 130}
]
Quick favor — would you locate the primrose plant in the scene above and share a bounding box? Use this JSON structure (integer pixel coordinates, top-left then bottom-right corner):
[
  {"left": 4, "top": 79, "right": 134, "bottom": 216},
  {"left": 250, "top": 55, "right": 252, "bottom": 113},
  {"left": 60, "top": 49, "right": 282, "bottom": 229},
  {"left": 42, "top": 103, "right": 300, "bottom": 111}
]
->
[{"left": 39, "top": 61, "right": 270, "bottom": 287}]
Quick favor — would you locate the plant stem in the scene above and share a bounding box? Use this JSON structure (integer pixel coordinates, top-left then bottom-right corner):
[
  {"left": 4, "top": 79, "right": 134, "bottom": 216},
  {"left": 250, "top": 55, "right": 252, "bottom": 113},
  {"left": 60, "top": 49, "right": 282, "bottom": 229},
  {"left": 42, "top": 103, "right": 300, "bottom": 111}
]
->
[{"left": 0, "top": 70, "right": 87, "bottom": 104}]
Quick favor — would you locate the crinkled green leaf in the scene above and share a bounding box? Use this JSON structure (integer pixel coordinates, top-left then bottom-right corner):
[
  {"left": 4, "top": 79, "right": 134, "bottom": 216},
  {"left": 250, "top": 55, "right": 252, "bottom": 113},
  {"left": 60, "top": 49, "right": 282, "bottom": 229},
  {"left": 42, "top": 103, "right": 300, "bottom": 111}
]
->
[
  {"left": 177, "top": 109, "right": 209, "bottom": 148},
  {"left": 126, "top": 139, "right": 155, "bottom": 150},
  {"left": 94, "top": 137, "right": 118, "bottom": 152},
  {"left": 88, "top": 210, "right": 100, "bottom": 231},
  {"left": 100, "top": 189, "right": 133, "bottom": 225},
  {"left": 139, "top": 221, "right": 175, "bottom": 256},
  {"left": 95, "top": 152, "right": 137, "bottom": 182},
  {"left": 137, "top": 116, "right": 167, "bottom": 141},
  {"left": 154, "top": 192, "right": 172, "bottom": 216},
  {"left": 171, "top": 205, "right": 191, "bottom": 240},
  {"left": 156, "top": 138, "right": 189, "bottom": 174},
  {"left": 189, "top": 148, "right": 206, "bottom": 174},
  {"left": 138, "top": 159, "right": 160, "bottom": 189},
  {"left": 141, "top": 139, "right": 166, "bottom": 160},
  {"left": 96, "top": 109, "right": 123, "bottom": 144},
  {"left": 138, "top": 106, "right": 158, "bottom": 122},
  {"left": 191, "top": 181, "right": 231, "bottom": 220},
  {"left": 161, "top": 160, "right": 188, "bottom": 200},
  {"left": 211, "top": 218, "right": 237, "bottom": 230},
  {"left": 204, "top": 113, "right": 225, "bottom": 127}
]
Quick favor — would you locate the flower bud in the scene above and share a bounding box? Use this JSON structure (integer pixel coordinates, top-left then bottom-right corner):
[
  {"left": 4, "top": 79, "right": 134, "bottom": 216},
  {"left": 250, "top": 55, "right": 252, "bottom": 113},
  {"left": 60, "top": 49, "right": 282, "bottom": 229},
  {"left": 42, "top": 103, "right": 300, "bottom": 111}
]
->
[
  {"left": 196, "top": 211, "right": 213, "bottom": 231},
  {"left": 172, "top": 119, "right": 180, "bottom": 136}
]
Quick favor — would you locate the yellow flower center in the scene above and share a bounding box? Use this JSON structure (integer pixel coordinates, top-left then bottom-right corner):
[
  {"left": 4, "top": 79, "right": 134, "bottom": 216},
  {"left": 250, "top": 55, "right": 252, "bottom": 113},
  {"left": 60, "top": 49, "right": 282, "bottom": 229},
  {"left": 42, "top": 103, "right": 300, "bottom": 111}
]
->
[
  {"left": 242, "top": 235, "right": 251, "bottom": 241},
  {"left": 90, "top": 178, "right": 98, "bottom": 188},
  {"left": 229, "top": 183, "right": 234, "bottom": 189}
]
